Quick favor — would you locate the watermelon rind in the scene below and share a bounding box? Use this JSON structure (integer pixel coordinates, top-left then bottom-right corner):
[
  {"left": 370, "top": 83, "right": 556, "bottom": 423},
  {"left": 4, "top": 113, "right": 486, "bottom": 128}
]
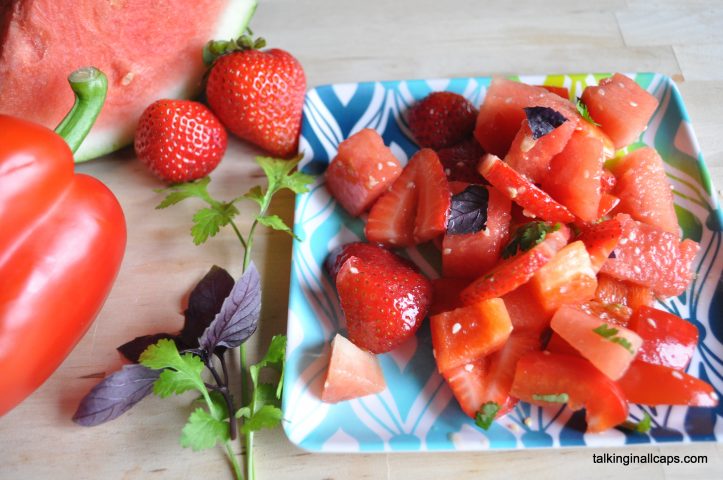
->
[{"left": 74, "top": 0, "right": 258, "bottom": 162}]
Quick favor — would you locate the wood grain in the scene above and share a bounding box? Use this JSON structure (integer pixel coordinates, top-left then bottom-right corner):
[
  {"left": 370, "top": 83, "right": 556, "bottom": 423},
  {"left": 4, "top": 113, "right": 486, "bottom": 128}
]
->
[{"left": 1, "top": 0, "right": 722, "bottom": 479}]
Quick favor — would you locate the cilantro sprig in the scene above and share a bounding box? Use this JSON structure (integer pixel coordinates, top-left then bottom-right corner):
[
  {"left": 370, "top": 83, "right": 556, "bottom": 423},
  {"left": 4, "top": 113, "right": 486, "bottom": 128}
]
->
[
  {"left": 576, "top": 97, "right": 601, "bottom": 126},
  {"left": 501, "top": 221, "right": 561, "bottom": 259},
  {"left": 474, "top": 401, "right": 500, "bottom": 430},
  {"left": 532, "top": 393, "right": 569, "bottom": 403},
  {"left": 593, "top": 323, "right": 636, "bottom": 354},
  {"left": 621, "top": 411, "right": 652, "bottom": 434},
  {"left": 75, "top": 155, "right": 314, "bottom": 480}
]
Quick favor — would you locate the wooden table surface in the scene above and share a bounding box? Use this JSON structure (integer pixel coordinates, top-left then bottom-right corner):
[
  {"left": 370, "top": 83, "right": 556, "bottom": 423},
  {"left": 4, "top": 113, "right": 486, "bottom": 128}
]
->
[{"left": 2, "top": 1, "right": 722, "bottom": 479}]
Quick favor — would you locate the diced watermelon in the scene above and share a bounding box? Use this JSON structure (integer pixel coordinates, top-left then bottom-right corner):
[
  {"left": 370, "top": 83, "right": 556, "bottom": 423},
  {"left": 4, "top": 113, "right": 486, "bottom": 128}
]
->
[
  {"left": 474, "top": 78, "right": 578, "bottom": 157},
  {"left": 595, "top": 273, "right": 654, "bottom": 310},
  {"left": 502, "top": 282, "right": 552, "bottom": 334},
  {"left": 325, "top": 128, "right": 402, "bottom": 216},
  {"left": 542, "top": 126, "right": 604, "bottom": 222},
  {"left": 539, "top": 85, "right": 570, "bottom": 100},
  {"left": 504, "top": 116, "right": 576, "bottom": 183},
  {"left": 581, "top": 73, "right": 659, "bottom": 149},
  {"left": 550, "top": 304, "right": 642, "bottom": 380},
  {"left": 528, "top": 240, "right": 598, "bottom": 313},
  {"left": 627, "top": 306, "right": 698, "bottom": 370},
  {"left": 478, "top": 154, "right": 576, "bottom": 223},
  {"left": 430, "top": 298, "right": 513, "bottom": 373},
  {"left": 321, "top": 334, "right": 386, "bottom": 403},
  {"left": 601, "top": 214, "right": 699, "bottom": 297},
  {"left": 611, "top": 147, "right": 679, "bottom": 236},
  {"left": 442, "top": 185, "right": 512, "bottom": 278}
]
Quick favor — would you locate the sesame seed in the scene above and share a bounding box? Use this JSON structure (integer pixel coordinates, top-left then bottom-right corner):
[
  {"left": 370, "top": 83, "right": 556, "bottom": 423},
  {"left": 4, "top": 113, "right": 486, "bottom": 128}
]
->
[
  {"left": 524, "top": 417, "right": 533, "bottom": 427},
  {"left": 507, "top": 187, "right": 518, "bottom": 198},
  {"left": 443, "top": 248, "right": 452, "bottom": 255},
  {"left": 386, "top": 161, "right": 397, "bottom": 167},
  {"left": 672, "top": 371, "right": 684, "bottom": 380},
  {"left": 628, "top": 231, "right": 637, "bottom": 240},
  {"left": 634, "top": 247, "right": 641, "bottom": 255},
  {"left": 368, "top": 176, "right": 379, "bottom": 187},
  {"left": 406, "top": 181, "right": 415, "bottom": 189},
  {"left": 377, "top": 163, "right": 383, "bottom": 171},
  {"left": 464, "top": 363, "right": 474, "bottom": 372},
  {"left": 324, "top": 381, "right": 329, "bottom": 389},
  {"left": 711, "top": 392, "right": 719, "bottom": 401},
  {"left": 456, "top": 161, "right": 465, "bottom": 167},
  {"left": 445, "top": 168, "right": 451, "bottom": 176},
  {"left": 432, "top": 348, "right": 437, "bottom": 359},
  {"left": 522, "top": 209, "right": 536, "bottom": 218},
  {"left": 452, "top": 323, "right": 462, "bottom": 334},
  {"left": 647, "top": 318, "right": 657, "bottom": 328},
  {"left": 630, "top": 101, "right": 638, "bottom": 107},
  {"left": 598, "top": 89, "right": 606, "bottom": 96},
  {"left": 505, "top": 97, "right": 513, "bottom": 104},
  {"left": 617, "top": 82, "right": 625, "bottom": 88},
  {"left": 633, "top": 265, "right": 642, "bottom": 274},
  {"left": 619, "top": 238, "right": 628, "bottom": 245},
  {"left": 349, "top": 266, "right": 359, "bottom": 274}
]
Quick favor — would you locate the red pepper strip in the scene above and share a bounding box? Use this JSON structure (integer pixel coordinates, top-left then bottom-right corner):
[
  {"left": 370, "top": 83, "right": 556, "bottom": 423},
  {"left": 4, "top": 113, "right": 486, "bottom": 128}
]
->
[{"left": 0, "top": 67, "right": 126, "bottom": 416}]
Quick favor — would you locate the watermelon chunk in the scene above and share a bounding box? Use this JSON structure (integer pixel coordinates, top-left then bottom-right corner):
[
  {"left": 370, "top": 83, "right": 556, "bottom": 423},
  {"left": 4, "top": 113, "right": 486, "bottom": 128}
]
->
[
  {"left": 611, "top": 147, "right": 679, "bottom": 236},
  {"left": 581, "top": 73, "right": 659, "bottom": 149},
  {"left": 321, "top": 334, "right": 386, "bottom": 403},
  {"left": 542, "top": 126, "right": 605, "bottom": 222},
  {"left": 601, "top": 214, "right": 699, "bottom": 297},
  {"left": 0, "top": 0, "right": 256, "bottom": 161},
  {"left": 504, "top": 116, "right": 576, "bottom": 183},
  {"left": 474, "top": 78, "right": 578, "bottom": 157},
  {"left": 326, "top": 129, "right": 403, "bottom": 217},
  {"left": 442, "top": 185, "right": 512, "bottom": 279}
]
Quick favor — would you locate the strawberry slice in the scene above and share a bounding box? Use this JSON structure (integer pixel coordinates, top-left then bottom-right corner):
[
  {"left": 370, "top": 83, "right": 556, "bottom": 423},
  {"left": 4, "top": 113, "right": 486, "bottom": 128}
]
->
[
  {"left": 577, "top": 218, "right": 623, "bottom": 272},
  {"left": 477, "top": 153, "right": 575, "bottom": 223},
  {"left": 430, "top": 298, "right": 512, "bottom": 373},
  {"left": 437, "top": 138, "right": 486, "bottom": 183},
  {"left": 366, "top": 148, "right": 450, "bottom": 246},
  {"left": 442, "top": 358, "right": 488, "bottom": 418},
  {"left": 460, "top": 222, "right": 570, "bottom": 304}
]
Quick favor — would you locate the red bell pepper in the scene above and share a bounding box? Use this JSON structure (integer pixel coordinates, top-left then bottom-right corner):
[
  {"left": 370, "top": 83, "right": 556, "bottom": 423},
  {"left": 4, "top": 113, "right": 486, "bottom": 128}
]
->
[{"left": 0, "top": 67, "right": 126, "bottom": 416}]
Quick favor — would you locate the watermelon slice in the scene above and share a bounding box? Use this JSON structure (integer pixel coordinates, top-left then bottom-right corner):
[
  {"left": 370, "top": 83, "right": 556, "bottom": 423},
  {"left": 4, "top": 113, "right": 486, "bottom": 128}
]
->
[
  {"left": 321, "top": 334, "right": 386, "bottom": 403},
  {"left": 0, "top": 0, "right": 256, "bottom": 161}
]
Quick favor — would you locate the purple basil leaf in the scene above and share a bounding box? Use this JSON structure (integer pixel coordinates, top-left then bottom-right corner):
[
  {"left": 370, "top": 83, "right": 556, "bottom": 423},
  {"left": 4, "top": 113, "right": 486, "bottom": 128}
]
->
[
  {"left": 72, "top": 365, "right": 160, "bottom": 426},
  {"left": 179, "top": 265, "right": 235, "bottom": 348},
  {"left": 117, "top": 333, "right": 181, "bottom": 363},
  {"left": 447, "top": 185, "right": 489, "bottom": 235},
  {"left": 199, "top": 262, "right": 261, "bottom": 351},
  {"left": 524, "top": 106, "right": 567, "bottom": 140}
]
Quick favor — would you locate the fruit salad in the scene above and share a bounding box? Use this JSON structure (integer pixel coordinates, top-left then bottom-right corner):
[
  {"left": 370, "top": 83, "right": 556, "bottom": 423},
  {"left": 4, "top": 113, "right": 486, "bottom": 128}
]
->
[{"left": 318, "top": 74, "right": 718, "bottom": 434}]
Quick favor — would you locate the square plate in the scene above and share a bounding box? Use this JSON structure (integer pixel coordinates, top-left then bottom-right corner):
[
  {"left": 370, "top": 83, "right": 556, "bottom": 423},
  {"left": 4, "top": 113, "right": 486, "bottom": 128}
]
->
[{"left": 282, "top": 73, "right": 723, "bottom": 452}]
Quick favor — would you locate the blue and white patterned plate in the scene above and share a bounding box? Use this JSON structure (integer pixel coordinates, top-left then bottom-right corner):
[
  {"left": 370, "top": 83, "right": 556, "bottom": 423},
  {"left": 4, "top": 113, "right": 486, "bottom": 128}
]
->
[{"left": 282, "top": 74, "right": 723, "bottom": 452}]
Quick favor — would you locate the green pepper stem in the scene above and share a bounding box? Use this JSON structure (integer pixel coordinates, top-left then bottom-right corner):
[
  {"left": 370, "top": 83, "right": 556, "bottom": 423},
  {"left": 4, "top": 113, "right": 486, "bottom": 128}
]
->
[{"left": 54, "top": 67, "right": 108, "bottom": 159}]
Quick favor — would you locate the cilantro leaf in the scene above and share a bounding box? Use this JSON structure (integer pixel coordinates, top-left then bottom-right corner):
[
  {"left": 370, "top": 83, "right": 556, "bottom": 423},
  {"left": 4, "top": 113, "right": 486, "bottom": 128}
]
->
[
  {"left": 240, "top": 405, "right": 283, "bottom": 434},
  {"left": 635, "top": 412, "right": 652, "bottom": 433},
  {"left": 592, "top": 323, "right": 635, "bottom": 354},
  {"left": 256, "top": 155, "right": 313, "bottom": 195},
  {"left": 156, "top": 177, "right": 214, "bottom": 209},
  {"left": 257, "top": 214, "right": 299, "bottom": 240},
  {"left": 191, "top": 203, "right": 239, "bottom": 245},
  {"left": 249, "top": 335, "right": 286, "bottom": 392},
  {"left": 447, "top": 185, "right": 489, "bottom": 235},
  {"left": 139, "top": 339, "right": 206, "bottom": 395},
  {"left": 524, "top": 106, "right": 567, "bottom": 140},
  {"left": 242, "top": 185, "right": 265, "bottom": 207},
  {"left": 576, "top": 98, "right": 601, "bottom": 126},
  {"left": 532, "top": 393, "right": 569, "bottom": 403},
  {"left": 181, "top": 408, "right": 230, "bottom": 451},
  {"left": 474, "top": 401, "right": 500, "bottom": 430},
  {"left": 501, "top": 221, "right": 561, "bottom": 259}
]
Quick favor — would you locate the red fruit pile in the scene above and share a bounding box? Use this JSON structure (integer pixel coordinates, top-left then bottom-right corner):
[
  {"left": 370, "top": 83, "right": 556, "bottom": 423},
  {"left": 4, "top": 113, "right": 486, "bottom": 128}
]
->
[{"left": 319, "top": 75, "right": 716, "bottom": 432}]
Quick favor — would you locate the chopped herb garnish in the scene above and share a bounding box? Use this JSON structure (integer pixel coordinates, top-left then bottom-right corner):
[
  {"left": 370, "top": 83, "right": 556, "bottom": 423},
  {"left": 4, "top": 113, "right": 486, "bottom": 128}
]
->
[
  {"left": 447, "top": 185, "right": 489, "bottom": 235},
  {"left": 621, "top": 412, "right": 652, "bottom": 433},
  {"left": 524, "top": 106, "right": 567, "bottom": 140},
  {"left": 593, "top": 323, "right": 635, "bottom": 354},
  {"left": 474, "top": 401, "right": 500, "bottom": 430},
  {"left": 531, "top": 393, "right": 569, "bottom": 403},
  {"left": 576, "top": 98, "right": 601, "bottom": 126},
  {"left": 501, "top": 221, "right": 561, "bottom": 259}
]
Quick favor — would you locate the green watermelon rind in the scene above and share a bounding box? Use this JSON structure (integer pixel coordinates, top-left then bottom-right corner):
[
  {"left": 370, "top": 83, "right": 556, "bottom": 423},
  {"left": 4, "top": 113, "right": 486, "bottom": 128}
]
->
[{"left": 74, "top": 0, "right": 258, "bottom": 162}]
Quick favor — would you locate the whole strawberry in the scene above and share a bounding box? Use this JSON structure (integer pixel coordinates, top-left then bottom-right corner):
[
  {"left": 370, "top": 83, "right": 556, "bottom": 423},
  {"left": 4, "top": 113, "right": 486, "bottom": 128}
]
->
[
  {"left": 407, "top": 92, "right": 477, "bottom": 150},
  {"left": 329, "top": 243, "right": 432, "bottom": 353},
  {"left": 135, "top": 99, "right": 227, "bottom": 183},
  {"left": 205, "top": 36, "right": 306, "bottom": 157}
]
